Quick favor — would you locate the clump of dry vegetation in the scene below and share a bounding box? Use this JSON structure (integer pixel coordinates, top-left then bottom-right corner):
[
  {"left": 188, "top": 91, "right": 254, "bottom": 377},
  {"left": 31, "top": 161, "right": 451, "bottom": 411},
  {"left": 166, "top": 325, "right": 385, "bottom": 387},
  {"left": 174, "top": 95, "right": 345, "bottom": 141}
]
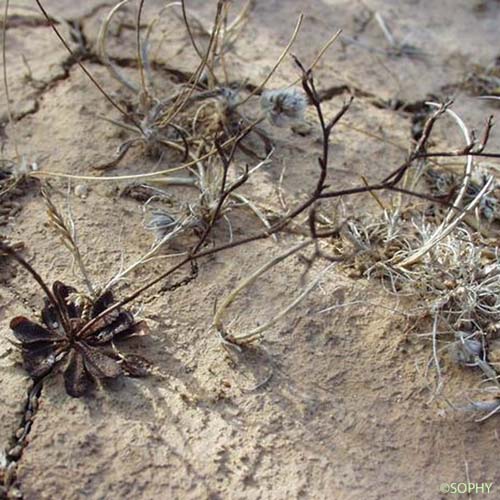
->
[
  {"left": 1, "top": 0, "right": 500, "bottom": 496},
  {"left": 322, "top": 105, "right": 500, "bottom": 420},
  {"left": 1, "top": 0, "right": 499, "bottom": 402}
]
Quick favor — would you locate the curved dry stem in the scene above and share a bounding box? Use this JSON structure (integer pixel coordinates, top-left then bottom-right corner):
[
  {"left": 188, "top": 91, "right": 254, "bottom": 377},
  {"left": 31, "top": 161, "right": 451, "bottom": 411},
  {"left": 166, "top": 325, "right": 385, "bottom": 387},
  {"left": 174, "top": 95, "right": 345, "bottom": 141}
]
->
[
  {"left": 97, "top": 0, "right": 139, "bottom": 93},
  {"left": 396, "top": 103, "right": 478, "bottom": 268},
  {"left": 155, "top": 1, "right": 225, "bottom": 129},
  {"left": 225, "top": 0, "right": 254, "bottom": 36},
  {"left": 427, "top": 312, "right": 443, "bottom": 399},
  {"left": 0, "top": 241, "right": 63, "bottom": 326},
  {"left": 237, "top": 13, "right": 304, "bottom": 107},
  {"left": 427, "top": 102, "right": 473, "bottom": 226},
  {"left": 34, "top": 0, "right": 132, "bottom": 122},
  {"left": 136, "top": 0, "right": 148, "bottom": 97},
  {"left": 31, "top": 116, "right": 264, "bottom": 182},
  {"left": 288, "top": 29, "right": 342, "bottom": 88},
  {"left": 205, "top": 4, "right": 224, "bottom": 89},
  {"left": 141, "top": 1, "right": 182, "bottom": 92},
  {"left": 397, "top": 176, "right": 494, "bottom": 268},
  {"left": 230, "top": 192, "right": 275, "bottom": 238},
  {"left": 231, "top": 262, "right": 335, "bottom": 344},
  {"left": 180, "top": 0, "right": 212, "bottom": 78},
  {"left": 2, "top": 0, "right": 20, "bottom": 162},
  {"left": 179, "top": 0, "right": 254, "bottom": 47},
  {"left": 213, "top": 238, "right": 313, "bottom": 331},
  {"left": 98, "top": 114, "right": 140, "bottom": 134},
  {"left": 148, "top": 176, "right": 196, "bottom": 187}
]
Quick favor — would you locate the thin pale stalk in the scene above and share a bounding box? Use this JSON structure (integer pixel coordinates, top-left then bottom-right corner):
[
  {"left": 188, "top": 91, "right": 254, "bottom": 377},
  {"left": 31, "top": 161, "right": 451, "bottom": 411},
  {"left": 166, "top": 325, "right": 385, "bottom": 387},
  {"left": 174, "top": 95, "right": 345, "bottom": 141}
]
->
[
  {"left": 232, "top": 262, "right": 335, "bottom": 344},
  {"left": 2, "top": 0, "right": 20, "bottom": 161},
  {"left": 213, "top": 239, "right": 313, "bottom": 330},
  {"left": 237, "top": 14, "right": 303, "bottom": 107}
]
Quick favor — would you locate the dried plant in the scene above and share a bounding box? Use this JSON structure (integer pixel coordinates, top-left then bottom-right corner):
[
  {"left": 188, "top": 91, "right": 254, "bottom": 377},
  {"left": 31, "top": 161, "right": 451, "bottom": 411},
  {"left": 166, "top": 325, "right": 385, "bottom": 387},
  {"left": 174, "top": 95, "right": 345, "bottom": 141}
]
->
[
  {"left": 1, "top": 0, "right": 39, "bottom": 208},
  {"left": 260, "top": 88, "right": 307, "bottom": 127},
  {"left": 42, "top": 0, "right": 265, "bottom": 171},
  {"left": 426, "top": 165, "right": 499, "bottom": 224},
  {"left": 2, "top": 244, "right": 150, "bottom": 397},
  {"left": 326, "top": 195, "right": 500, "bottom": 418},
  {"left": 42, "top": 187, "right": 96, "bottom": 296},
  {"left": 3, "top": 2, "right": 500, "bottom": 426},
  {"left": 29, "top": 0, "right": 328, "bottom": 249}
]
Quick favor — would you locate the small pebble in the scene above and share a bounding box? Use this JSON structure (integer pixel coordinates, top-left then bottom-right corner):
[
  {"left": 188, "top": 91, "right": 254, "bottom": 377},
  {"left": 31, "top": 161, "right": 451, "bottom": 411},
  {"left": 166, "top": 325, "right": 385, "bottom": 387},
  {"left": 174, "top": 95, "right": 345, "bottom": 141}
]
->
[
  {"left": 9, "top": 487, "right": 23, "bottom": 499},
  {"left": 75, "top": 184, "right": 89, "bottom": 199}
]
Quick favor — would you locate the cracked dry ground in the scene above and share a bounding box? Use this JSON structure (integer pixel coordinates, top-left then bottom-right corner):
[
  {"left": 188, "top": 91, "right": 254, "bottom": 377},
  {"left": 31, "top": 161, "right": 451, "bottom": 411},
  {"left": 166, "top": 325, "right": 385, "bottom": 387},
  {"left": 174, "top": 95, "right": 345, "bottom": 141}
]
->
[{"left": 1, "top": 1, "right": 500, "bottom": 499}]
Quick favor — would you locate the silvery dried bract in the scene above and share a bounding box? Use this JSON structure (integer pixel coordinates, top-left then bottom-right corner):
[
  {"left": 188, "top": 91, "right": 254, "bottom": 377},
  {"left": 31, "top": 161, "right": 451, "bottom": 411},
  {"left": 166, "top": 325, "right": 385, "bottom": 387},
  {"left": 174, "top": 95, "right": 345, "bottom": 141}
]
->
[
  {"left": 260, "top": 88, "right": 307, "bottom": 127},
  {"left": 146, "top": 210, "right": 179, "bottom": 242},
  {"left": 466, "top": 171, "right": 499, "bottom": 222},
  {"left": 218, "top": 87, "right": 240, "bottom": 109},
  {"left": 1, "top": 157, "right": 37, "bottom": 203},
  {"left": 449, "top": 331, "right": 483, "bottom": 366},
  {"left": 426, "top": 167, "right": 499, "bottom": 223}
]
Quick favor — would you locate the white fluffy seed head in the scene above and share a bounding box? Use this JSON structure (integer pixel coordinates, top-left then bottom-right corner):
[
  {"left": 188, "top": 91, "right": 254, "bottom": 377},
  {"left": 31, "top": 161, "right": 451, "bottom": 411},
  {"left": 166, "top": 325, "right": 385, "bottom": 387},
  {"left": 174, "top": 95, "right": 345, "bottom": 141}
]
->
[{"left": 260, "top": 88, "right": 307, "bottom": 127}]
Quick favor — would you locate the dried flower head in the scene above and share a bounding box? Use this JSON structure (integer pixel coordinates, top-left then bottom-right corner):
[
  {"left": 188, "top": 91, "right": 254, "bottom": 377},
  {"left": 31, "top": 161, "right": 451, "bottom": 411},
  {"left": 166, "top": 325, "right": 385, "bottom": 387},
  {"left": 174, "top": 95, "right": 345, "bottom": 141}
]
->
[
  {"left": 426, "top": 167, "right": 499, "bottom": 222},
  {"left": 146, "top": 209, "right": 179, "bottom": 242},
  {"left": 449, "top": 331, "right": 483, "bottom": 365},
  {"left": 260, "top": 88, "right": 307, "bottom": 127},
  {"left": 466, "top": 170, "right": 499, "bottom": 222},
  {"left": 1, "top": 158, "right": 37, "bottom": 203},
  {"left": 218, "top": 87, "right": 240, "bottom": 110},
  {"left": 11, "top": 281, "right": 150, "bottom": 397}
]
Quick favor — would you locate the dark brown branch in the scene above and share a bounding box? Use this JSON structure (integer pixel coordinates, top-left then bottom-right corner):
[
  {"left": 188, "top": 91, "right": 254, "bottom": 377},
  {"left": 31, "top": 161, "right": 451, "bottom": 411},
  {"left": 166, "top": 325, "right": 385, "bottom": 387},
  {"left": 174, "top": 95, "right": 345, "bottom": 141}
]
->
[
  {"left": 72, "top": 63, "right": 496, "bottom": 341},
  {"left": 0, "top": 242, "right": 67, "bottom": 329},
  {"left": 34, "top": 0, "right": 135, "bottom": 124}
]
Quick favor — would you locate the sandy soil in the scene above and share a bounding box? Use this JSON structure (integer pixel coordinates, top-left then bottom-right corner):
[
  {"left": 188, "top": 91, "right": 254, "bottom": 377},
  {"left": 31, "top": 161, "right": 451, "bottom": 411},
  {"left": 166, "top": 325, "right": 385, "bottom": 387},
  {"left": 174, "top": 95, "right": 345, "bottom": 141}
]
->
[{"left": 1, "top": 1, "right": 500, "bottom": 499}]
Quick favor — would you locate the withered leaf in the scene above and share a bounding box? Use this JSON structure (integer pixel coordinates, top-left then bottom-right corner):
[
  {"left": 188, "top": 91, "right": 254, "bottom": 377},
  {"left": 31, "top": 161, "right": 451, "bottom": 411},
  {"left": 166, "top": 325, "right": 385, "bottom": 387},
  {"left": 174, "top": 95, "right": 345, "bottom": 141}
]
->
[
  {"left": 41, "top": 300, "right": 60, "bottom": 330},
  {"left": 10, "top": 317, "right": 57, "bottom": 344},
  {"left": 91, "top": 291, "right": 114, "bottom": 316},
  {"left": 107, "top": 312, "right": 139, "bottom": 340},
  {"left": 113, "top": 319, "right": 150, "bottom": 342},
  {"left": 64, "top": 349, "right": 91, "bottom": 398},
  {"left": 78, "top": 343, "right": 123, "bottom": 379},
  {"left": 88, "top": 311, "right": 137, "bottom": 344},
  {"left": 23, "top": 343, "right": 57, "bottom": 378},
  {"left": 85, "top": 309, "right": 121, "bottom": 339},
  {"left": 53, "top": 281, "right": 79, "bottom": 319}
]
